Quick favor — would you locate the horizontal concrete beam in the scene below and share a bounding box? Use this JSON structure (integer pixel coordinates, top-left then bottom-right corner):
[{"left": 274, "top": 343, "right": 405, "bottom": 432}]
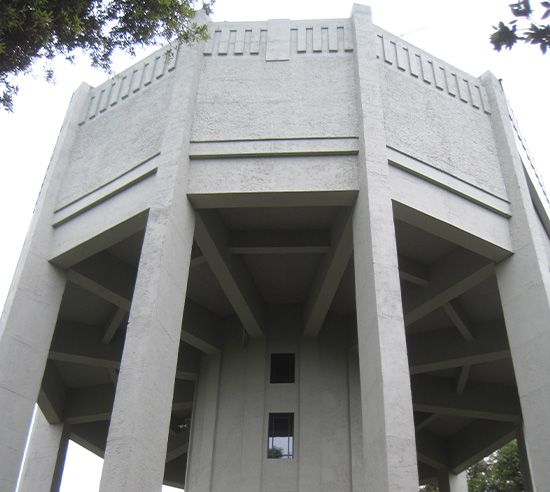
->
[
  {"left": 408, "top": 324, "right": 510, "bottom": 374},
  {"left": 304, "top": 209, "right": 353, "bottom": 337},
  {"left": 404, "top": 249, "right": 495, "bottom": 327},
  {"left": 399, "top": 256, "right": 430, "bottom": 286},
  {"left": 64, "top": 380, "right": 194, "bottom": 424},
  {"left": 181, "top": 301, "right": 223, "bottom": 354},
  {"left": 38, "top": 362, "right": 67, "bottom": 425},
  {"left": 443, "top": 302, "right": 474, "bottom": 341},
  {"left": 166, "top": 430, "right": 190, "bottom": 463},
  {"left": 228, "top": 229, "right": 331, "bottom": 254},
  {"left": 449, "top": 420, "right": 517, "bottom": 473},
  {"left": 412, "top": 375, "right": 521, "bottom": 422},
  {"left": 49, "top": 322, "right": 200, "bottom": 381},
  {"left": 415, "top": 413, "right": 439, "bottom": 433},
  {"left": 50, "top": 210, "right": 148, "bottom": 269},
  {"left": 416, "top": 430, "right": 449, "bottom": 470},
  {"left": 102, "top": 307, "right": 127, "bottom": 344},
  {"left": 68, "top": 251, "right": 137, "bottom": 308},
  {"left": 70, "top": 421, "right": 110, "bottom": 458},
  {"left": 195, "top": 210, "right": 264, "bottom": 338}
]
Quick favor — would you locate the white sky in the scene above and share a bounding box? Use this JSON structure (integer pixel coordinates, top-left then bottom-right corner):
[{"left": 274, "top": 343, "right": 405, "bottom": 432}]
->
[{"left": 1, "top": 1, "right": 548, "bottom": 490}]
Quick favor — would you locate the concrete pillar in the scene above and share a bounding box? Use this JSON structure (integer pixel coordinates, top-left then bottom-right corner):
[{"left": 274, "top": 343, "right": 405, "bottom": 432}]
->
[
  {"left": 437, "top": 469, "right": 468, "bottom": 492},
  {"left": 240, "top": 338, "right": 266, "bottom": 492},
  {"left": 482, "top": 72, "right": 550, "bottom": 491},
  {"left": 0, "top": 84, "right": 90, "bottom": 492},
  {"left": 436, "top": 469, "right": 451, "bottom": 492},
  {"left": 351, "top": 5, "right": 419, "bottom": 491},
  {"left": 18, "top": 409, "right": 70, "bottom": 492},
  {"left": 517, "top": 426, "right": 534, "bottom": 492},
  {"left": 449, "top": 472, "right": 468, "bottom": 492},
  {"left": 186, "top": 354, "right": 221, "bottom": 492},
  {"left": 348, "top": 352, "right": 366, "bottom": 492},
  {"left": 298, "top": 338, "right": 321, "bottom": 492},
  {"left": 98, "top": 24, "right": 206, "bottom": 492}
]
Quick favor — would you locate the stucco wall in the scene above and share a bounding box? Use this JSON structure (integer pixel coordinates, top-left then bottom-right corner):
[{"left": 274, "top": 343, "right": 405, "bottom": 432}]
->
[
  {"left": 55, "top": 49, "right": 178, "bottom": 210},
  {"left": 203, "top": 307, "right": 355, "bottom": 492},
  {"left": 191, "top": 22, "right": 359, "bottom": 142},
  {"left": 381, "top": 67, "right": 506, "bottom": 200},
  {"left": 375, "top": 29, "right": 508, "bottom": 201}
]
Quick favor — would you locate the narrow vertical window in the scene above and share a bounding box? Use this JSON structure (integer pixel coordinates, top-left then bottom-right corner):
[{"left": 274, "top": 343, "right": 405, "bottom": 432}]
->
[
  {"left": 270, "top": 353, "right": 295, "bottom": 383},
  {"left": 267, "top": 413, "right": 294, "bottom": 459}
]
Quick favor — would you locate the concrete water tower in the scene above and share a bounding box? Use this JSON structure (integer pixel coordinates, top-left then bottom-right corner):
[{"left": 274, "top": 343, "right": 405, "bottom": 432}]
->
[{"left": 1, "top": 4, "right": 549, "bottom": 492}]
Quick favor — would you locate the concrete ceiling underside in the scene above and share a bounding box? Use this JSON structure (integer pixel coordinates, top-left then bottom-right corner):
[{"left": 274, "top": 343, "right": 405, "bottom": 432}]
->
[{"left": 42, "top": 204, "right": 520, "bottom": 486}]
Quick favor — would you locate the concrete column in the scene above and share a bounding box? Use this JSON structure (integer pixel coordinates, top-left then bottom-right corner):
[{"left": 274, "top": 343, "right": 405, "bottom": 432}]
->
[
  {"left": 482, "top": 72, "right": 550, "bottom": 492},
  {"left": 348, "top": 352, "right": 366, "bottom": 492},
  {"left": 436, "top": 469, "right": 451, "bottom": 492},
  {"left": 240, "top": 338, "right": 266, "bottom": 492},
  {"left": 18, "top": 409, "right": 70, "bottom": 492},
  {"left": 98, "top": 24, "right": 206, "bottom": 492},
  {"left": 437, "top": 469, "right": 468, "bottom": 492},
  {"left": 517, "top": 426, "right": 534, "bottom": 492},
  {"left": 449, "top": 472, "right": 468, "bottom": 492},
  {"left": 298, "top": 338, "right": 321, "bottom": 492},
  {"left": 0, "top": 84, "right": 90, "bottom": 492},
  {"left": 186, "top": 354, "right": 221, "bottom": 492},
  {"left": 351, "top": 5, "right": 418, "bottom": 491}
]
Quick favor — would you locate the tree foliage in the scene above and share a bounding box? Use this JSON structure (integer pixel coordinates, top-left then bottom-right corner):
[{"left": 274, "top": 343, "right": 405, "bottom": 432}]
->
[
  {"left": 419, "top": 440, "right": 524, "bottom": 492},
  {"left": 491, "top": 1, "right": 550, "bottom": 54},
  {"left": 0, "top": 0, "right": 213, "bottom": 111},
  {"left": 468, "top": 440, "right": 524, "bottom": 492}
]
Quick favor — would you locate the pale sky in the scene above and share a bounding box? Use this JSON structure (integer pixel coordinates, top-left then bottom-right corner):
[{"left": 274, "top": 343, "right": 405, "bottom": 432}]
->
[{"left": 1, "top": 1, "right": 548, "bottom": 490}]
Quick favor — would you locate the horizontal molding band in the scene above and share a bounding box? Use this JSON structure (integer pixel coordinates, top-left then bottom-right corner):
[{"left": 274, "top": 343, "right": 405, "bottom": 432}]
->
[
  {"left": 52, "top": 154, "right": 159, "bottom": 227},
  {"left": 189, "top": 137, "right": 359, "bottom": 159},
  {"left": 387, "top": 146, "right": 512, "bottom": 218}
]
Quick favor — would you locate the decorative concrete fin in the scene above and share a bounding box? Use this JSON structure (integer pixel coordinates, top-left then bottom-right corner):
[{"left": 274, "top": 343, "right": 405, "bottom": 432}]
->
[
  {"left": 202, "top": 20, "right": 354, "bottom": 57},
  {"left": 78, "top": 43, "right": 180, "bottom": 125},
  {"left": 374, "top": 27, "right": 492, "bottom": 115}
]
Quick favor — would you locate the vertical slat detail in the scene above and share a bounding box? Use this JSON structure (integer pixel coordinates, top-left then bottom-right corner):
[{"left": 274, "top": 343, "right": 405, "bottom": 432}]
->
[
  {"left": 313, "top": 26, "right": 322, "bottom": 52},
  {"left": 458, "top": 77, "right": 470, "bottom": 103},
  {"left": 218, "top": 28, "right": 229, "bottom": 55},
  {"left": 131, "top": 68, "right": 142, "bottom": 93},
  {"left": 244, "top": 29, "right": 252, "bottom": 54},
  {"left": 98, "top": 87, "right": 110, "bottom": 113},
  {"left": 166, "top": 45, "right": 179, "bottom": 71},
  {"left": 421, "top": 56, "right": 433, "bottom": 84},
  {"left": 409, "top": 52, "right": 421, "bottom": 78},
  {"left": 202, "top": 28, "right": 214, "bottom": 55},
  {"left": 433, "top": 64, "right": 446, "bottom": 90},
  {"left": 375, "top": 34, "right": 384, "bottom": 59},
  {"left": 328, "top": 25, "right": 338, "bottom": 52},
  {"left": 343, "top": 25, "right": 354, "bottom": 51},
  {"left": 297, "top": 26, "right": 307, "bottom": 53},
  {"left": 480, "top": 86, "right": 492, "bottom": 114},
  {"left": 383, "top": 37, "right": 394, "bottom": 64},
  {"left": 142, "top": 61, "right": 154, "bottom": 86},
  {"left": 337, "top": 26, "right": 345, "bottom": 52},
  {"left": 88, "top": 93, "right": 99, "bottom": 119},
  {"left": 471, "top": 84, "right": 482, "bottom": 109},
  {"left": 234, "top": 28, "right": 245, "bottom": 54},
  {"left": 109, "top": 78, "right": 121, "bottom": 106},
  {"left": 154, "top": 55, "right": 165, "bottom": 79},
  {"left": 396, "top": 44, "right": 407, "bottom": 71},
  {"left": 250, "top": 27, "right": 261, "bottom": 54}
]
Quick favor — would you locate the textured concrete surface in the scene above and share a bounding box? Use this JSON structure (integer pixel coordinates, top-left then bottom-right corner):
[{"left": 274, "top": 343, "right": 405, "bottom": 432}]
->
[
  {"left": 18, "top": 409, "right": 69, "bottom": 492},
  {"left": 351, "top": 5, "right": 419, "bottom": 490},
  {"left": 98, "top": 29, "right": 204, "bottom": 492},
  {"left": 483, "top": 71, "right": 550, "bottom": 492},
  {"left": 2, "top": 4, "right": 550, "bottom": 492},
  {"left": 0, "top": 83, "right": 90, "bottom": 492}
]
